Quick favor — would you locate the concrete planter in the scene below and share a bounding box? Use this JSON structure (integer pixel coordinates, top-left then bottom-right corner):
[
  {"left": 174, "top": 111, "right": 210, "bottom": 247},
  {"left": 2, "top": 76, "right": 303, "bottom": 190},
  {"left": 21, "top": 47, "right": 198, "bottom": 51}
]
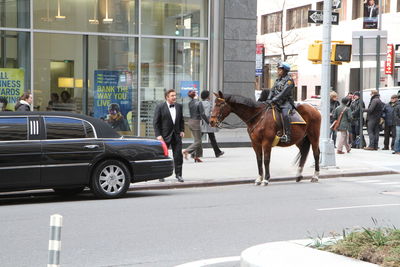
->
[{"left": 240, "top": 240, "right": 379, "bottom": 267}]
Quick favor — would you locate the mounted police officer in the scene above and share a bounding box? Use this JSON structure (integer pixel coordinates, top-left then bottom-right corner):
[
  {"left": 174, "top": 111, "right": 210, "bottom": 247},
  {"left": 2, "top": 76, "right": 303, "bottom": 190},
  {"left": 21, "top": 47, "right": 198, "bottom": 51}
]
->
[{"left": 257, "top": 62, "right": 294, "bottom": 143}]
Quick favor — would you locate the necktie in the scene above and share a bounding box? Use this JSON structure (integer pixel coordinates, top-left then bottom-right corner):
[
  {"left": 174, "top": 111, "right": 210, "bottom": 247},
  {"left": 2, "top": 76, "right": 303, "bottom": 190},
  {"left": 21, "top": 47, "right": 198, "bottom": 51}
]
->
[{"left": 169, "top": 104, "right": 175, "bottom": 108}]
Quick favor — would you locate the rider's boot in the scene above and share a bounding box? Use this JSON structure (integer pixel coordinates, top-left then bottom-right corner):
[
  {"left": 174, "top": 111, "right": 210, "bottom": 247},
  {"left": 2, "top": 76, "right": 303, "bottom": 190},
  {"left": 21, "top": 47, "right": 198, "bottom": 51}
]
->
[{"left": 280, "top": 114, "right": 291, "bottom": 143}]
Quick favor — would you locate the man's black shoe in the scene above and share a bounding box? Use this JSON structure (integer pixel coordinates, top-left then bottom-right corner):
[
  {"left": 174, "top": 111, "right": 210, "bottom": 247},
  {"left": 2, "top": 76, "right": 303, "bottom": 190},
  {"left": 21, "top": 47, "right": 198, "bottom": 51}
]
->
[
  {"left": 176, "top": 176, "right": 184, "bottom": 182},
  {"left": 216, "top": 151, "right": 225, "bottom": 158}
]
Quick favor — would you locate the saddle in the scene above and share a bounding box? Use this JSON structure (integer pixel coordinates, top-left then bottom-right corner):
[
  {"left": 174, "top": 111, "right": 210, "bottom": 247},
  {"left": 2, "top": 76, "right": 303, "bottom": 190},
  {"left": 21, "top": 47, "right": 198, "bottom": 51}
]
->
[{"left": 270, "top": 105, "right": 306, "bottom": 146}]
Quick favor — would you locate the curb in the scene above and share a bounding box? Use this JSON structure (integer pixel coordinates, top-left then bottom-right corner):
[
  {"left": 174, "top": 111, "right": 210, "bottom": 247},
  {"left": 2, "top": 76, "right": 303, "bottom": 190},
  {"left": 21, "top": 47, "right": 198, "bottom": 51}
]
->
[{"left": 129, "top": 170, "right": 399, "bottom": 191}]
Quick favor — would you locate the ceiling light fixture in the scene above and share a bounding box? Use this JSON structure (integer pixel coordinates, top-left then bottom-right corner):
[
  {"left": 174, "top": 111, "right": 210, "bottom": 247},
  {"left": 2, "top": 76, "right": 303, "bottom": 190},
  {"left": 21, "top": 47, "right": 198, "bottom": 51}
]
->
[
  {"left": 55, "top": 0, "right": 66, "bottom": 20},
  {"left": 89, "top": 0, "right": 99, "bottom": 24},
  {"left": 103, "top": 0, "right": 113, "bottom": 24},
  {"left": 41, "top": 0, "right": 52, "bottom": 22}
]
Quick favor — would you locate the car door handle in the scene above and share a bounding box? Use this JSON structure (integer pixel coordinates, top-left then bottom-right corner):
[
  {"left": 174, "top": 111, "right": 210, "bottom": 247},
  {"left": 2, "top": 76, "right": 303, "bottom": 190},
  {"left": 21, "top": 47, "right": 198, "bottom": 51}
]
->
[{"left": 84, "top": 145, "right": 100, "bottom": 149}]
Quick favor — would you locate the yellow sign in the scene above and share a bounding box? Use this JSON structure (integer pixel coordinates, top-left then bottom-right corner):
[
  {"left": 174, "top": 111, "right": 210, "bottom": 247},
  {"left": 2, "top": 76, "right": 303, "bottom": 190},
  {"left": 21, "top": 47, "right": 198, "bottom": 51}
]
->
[{"left": 0, "top": 68, "right": 25, "bottom": 111}]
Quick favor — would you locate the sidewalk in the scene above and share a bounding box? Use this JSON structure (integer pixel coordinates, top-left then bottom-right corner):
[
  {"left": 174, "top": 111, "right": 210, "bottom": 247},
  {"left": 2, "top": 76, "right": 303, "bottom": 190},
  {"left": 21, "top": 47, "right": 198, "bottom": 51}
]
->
[{"left": 132, "top": 143, "right": 400, "bottom": 190}]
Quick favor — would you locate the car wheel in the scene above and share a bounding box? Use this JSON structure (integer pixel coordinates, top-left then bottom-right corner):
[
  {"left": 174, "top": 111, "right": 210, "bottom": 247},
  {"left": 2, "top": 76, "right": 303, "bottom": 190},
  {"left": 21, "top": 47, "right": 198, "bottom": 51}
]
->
[
  {"left": 90, "top": 160, "right": 131, "bottom": 199},
  {"left": 53, "top": 187, "right": 85, "bottom": 196}
]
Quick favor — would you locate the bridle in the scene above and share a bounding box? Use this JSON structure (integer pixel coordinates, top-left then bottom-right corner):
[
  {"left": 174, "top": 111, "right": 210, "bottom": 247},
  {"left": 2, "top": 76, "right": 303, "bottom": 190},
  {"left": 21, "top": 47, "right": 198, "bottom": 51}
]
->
[{"left": 211, "top": 98, "right": 229, "bottom": 128}]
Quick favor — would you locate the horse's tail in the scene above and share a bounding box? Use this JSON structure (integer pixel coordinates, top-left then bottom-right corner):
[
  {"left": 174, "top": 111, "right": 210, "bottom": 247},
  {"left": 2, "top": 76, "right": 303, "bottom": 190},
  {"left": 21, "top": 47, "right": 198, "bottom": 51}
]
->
[{"left": 294, "top": 135, "right": 311, "bottom": 167}]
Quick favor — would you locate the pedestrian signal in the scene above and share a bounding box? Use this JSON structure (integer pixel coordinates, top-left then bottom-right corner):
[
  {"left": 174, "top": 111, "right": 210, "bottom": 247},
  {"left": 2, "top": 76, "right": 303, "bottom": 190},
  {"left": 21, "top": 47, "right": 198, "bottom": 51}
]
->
[
  {"left": 331, "top": 44, "right": 352, "bottom": 63},
  {"left": 308, "top": 43, "right": 323, "bottom": 62}
]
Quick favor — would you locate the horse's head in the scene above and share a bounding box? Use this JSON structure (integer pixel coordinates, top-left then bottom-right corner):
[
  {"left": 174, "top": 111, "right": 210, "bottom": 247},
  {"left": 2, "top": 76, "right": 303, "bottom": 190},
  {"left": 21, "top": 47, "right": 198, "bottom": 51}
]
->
[{"left": 210, "top": 91, "right": 232, "bottom": 128}]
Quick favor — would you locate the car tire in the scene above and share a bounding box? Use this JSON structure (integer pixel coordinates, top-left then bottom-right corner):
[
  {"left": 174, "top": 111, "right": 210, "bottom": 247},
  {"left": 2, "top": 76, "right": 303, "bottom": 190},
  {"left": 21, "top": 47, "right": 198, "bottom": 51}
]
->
[
  {"left": 53, "top": 187, "right": 85, "bottom": 196},
  {"left": 90, "top": 160, "right": 131, "bottom": 199}
]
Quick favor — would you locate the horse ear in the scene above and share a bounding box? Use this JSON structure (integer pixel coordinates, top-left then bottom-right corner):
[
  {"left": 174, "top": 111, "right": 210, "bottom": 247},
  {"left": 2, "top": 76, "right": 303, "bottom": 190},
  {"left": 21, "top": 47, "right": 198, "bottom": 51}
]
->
[
  {"left": 218, "top": 91, "right": 223, "bottom": 98},
  {"left": 213, "top": 92, "right": 219, "bottom": 98}
]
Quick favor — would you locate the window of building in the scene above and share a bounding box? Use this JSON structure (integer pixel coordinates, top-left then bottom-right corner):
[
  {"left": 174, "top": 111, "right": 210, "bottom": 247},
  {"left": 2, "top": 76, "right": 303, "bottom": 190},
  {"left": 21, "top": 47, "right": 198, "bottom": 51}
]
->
[
  {"left": 140, "top": 38, "right": 207, "bottom": 136},
  {"left": 353, "top": 0, "right": 363, "bottom": 19},
  {"left": 0, "top": 31, "right": 31, "bottom": 111},
  {"left": 381, "top": 0, "right": 391, "bottom": 13},
  {"left": 315, "top": 86, "right": 321, "bottom": 96},
  {"left": 286, "top": 5, "right": 311, "bottom": 30},
  {"left": 141, "top": 0, "right": 208, "bottom": 37},
  {"left": 33, "top": 0, "right": 138, "bottom": 34},
  {"left": 398, "top": 0, "right": 400, "bottom": 12},
  {"left": 261, "top": 12, "right": 282, "bottom": 34},
  {"left": 0, "top": 117, "right": 28, "bottom": 141},
  {"left": 0, "top": 0, "right": 30, "bottom": 28},
  {"left": 45, "top": 117, "right": 86, "bottom": 139},
  {"left": 301, "top": 85, "right": 307, "bottom": 100}
]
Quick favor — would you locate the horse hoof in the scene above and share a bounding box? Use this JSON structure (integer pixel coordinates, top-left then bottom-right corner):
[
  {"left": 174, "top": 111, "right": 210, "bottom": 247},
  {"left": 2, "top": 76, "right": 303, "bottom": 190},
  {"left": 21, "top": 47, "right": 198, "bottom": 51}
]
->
[
  {"left": 261, "top": 181, "right": 269, "bottom": 186},
  {"left": 255, "top": 181, "right": 261, "bottom": 186},
  {"left": 310, "top": 177, "right": 319, "bottom": 183},
  {"left": 296, "top": 176, "right": 303, "bottom": 182}
]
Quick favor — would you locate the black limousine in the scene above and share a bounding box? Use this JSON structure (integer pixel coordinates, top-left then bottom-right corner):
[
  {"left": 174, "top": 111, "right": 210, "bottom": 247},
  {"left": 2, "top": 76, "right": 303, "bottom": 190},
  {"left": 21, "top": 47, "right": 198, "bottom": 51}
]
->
[{"left": 0, "top": 112, "right": 173, "bottom": 198}]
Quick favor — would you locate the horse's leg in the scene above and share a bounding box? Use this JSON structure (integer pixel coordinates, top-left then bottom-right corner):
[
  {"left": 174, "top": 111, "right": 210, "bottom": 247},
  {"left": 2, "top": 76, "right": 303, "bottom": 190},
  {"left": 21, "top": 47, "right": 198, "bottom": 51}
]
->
[
  {"left": 310, "top": 140, "right": 320, "bottom": 183},
  {"left": 295, "top": 136, "right": 311, "bottom": 182},
  {"left": 261, "top": 144, "right": 272, "bottom": 186},
  {"left": 252, "top": 143, "right": 263, "bottom": 185}
]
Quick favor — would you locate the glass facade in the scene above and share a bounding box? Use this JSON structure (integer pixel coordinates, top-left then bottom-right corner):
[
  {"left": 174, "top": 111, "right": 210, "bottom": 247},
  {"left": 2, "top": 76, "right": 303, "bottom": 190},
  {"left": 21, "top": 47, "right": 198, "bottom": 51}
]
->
[{"left": 0, "top": 0, "right": 209, "bottom": 137}]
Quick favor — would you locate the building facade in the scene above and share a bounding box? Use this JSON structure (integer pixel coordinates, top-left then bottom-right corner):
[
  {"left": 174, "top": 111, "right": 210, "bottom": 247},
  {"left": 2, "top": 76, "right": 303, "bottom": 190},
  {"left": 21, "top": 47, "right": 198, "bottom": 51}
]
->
[
  {"left": 0, "top": 0, "right": 257, "bottom": 136},
  {"left": 257, "top": 0, "right": 400, "bottom": 100}
]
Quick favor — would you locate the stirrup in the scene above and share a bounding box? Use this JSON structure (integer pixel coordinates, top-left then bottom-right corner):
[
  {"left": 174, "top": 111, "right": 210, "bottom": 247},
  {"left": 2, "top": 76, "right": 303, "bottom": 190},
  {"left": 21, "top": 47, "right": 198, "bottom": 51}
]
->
[{"left": 280, "top": 135, "right": 290, "bottom": 143}]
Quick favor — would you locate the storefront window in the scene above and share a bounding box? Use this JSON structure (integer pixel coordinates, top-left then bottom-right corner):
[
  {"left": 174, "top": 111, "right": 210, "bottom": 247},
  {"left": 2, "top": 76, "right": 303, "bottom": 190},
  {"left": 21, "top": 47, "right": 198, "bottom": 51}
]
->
[
  {"left": 140, "top": 38, "right": 207, "bottom": 137},
  {"left": 0, "top": 0, "right": 30, "bottom": 28},
  {"left": 0, "top": 31, "right": 30, "bottom": 111},
  {"left": 88, "top": 35, "right": 138, "bottom": 135},
  {"left": 33, "top": 0, "right": 138, "bottom": 34},
  {"left": 141, "top": 0, "right": 208, "bottom": 37},
  {"left": 34, "top": 33, "right": 83, "bottom": 113}
]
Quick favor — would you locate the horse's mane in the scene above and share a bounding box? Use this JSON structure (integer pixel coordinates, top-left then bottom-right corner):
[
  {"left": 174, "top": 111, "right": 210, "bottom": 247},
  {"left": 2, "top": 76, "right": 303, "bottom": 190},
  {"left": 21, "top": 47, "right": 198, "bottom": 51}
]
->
[{"left": 224, "top": 94, "right": 263, "bottom": 108}]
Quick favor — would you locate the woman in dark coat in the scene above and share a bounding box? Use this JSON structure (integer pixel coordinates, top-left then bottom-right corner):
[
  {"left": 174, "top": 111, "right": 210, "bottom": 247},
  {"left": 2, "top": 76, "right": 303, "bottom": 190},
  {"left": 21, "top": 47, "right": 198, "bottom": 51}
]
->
[{"left": 15, "top": 93, "right": 32, "bottom": 111}]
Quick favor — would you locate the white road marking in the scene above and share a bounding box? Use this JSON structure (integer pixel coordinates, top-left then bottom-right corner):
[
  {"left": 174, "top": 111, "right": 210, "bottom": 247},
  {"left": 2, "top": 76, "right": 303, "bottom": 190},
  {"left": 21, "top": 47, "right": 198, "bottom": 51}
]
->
[
  {"left": 375, "top": 182, "right": 400, "bottom": 185},
  {"left": 174, "top": 256, "right": 240, "bottom": 267},
  {"left": 355, "top": 180, "right": 382, "bottom": 183},
  {"left": 317, "top": 203, "right": 400, "bottom": 211}
]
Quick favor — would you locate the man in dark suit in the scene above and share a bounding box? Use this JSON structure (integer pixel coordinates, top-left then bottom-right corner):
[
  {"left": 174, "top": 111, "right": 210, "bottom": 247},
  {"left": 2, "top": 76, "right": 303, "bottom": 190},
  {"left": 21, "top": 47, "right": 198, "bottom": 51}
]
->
[{"left": 153, "top": 89, "right": 185, "bottom": 182}]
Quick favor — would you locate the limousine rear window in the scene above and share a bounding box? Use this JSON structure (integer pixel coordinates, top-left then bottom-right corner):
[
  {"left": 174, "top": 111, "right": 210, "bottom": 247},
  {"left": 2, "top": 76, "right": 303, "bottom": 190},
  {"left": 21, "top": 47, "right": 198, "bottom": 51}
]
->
[
  {"left": 45, "top": 117, "right": 86, "bottom": 139},
  {"left": 0, "top": 117, "right": 28, "bottom": 141},
  {"left": 84, "top": 121, "right": 95, "bottom": 138}
]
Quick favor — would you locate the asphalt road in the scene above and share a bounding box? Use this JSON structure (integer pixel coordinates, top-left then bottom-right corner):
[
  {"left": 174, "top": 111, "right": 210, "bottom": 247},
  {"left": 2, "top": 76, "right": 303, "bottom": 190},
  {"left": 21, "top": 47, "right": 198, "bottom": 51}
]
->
[{"left": 1, "top": 174, "right": 400, "bottom": 267}]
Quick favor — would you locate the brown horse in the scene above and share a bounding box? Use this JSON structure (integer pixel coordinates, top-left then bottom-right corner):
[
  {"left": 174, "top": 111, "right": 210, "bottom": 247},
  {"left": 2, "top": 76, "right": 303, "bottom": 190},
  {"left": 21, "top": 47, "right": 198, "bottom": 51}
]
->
[{"left": 210, "top": 91, "right": 321, "bottom": 186}]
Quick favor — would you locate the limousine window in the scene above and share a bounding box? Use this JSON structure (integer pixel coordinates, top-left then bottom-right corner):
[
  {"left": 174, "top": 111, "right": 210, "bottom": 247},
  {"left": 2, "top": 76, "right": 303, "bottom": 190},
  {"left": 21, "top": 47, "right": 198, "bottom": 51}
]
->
[
  {"left": 45, "top": 117, "right": 87, "bottom": 139},
  {"left": 0, "top": 117, "right": 28, "bottom": 141},
  {"left": 83, "top": 121, "right": 95, "bottom": 138}
]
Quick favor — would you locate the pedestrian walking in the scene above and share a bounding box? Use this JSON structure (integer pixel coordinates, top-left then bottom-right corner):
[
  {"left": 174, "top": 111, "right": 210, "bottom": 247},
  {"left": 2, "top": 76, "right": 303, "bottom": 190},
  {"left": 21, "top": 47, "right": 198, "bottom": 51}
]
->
[
  {"left": 363, "top": 90, "right": 384, "bottom": 150},
  {"left": 333, "top": 97, "right": 353, "bottom": 154},
  {"left": 382, "top": 95, "right": 398, "bottom": 150},
  {"left": 330, "top": 91, "right": 340, "bottom": 147},
  {"left": 199, "top": 90, "right": 224, "bottom": 158},
  {"left": 153, "top": 89, "right": 185, "bottom": 182},
  {"left": 183, "top": 90, "right": 203, "bottom": 162}
]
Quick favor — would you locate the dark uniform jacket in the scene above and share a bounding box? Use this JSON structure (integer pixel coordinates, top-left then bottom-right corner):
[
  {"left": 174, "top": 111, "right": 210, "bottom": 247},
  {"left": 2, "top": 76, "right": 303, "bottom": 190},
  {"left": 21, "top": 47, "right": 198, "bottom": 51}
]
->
[
  {"left": 258, "top": 74, "right": 294, "bottom": 106},
  {"left": 350, "top": 98, "right": 365, "bottom": 121}
]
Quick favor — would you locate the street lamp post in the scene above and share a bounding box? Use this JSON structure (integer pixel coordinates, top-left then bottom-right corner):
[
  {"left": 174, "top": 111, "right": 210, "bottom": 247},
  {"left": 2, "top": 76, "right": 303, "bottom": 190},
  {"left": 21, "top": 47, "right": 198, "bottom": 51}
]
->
[{"left": 320, "top": 0, "right": 336, "bottom": 167}]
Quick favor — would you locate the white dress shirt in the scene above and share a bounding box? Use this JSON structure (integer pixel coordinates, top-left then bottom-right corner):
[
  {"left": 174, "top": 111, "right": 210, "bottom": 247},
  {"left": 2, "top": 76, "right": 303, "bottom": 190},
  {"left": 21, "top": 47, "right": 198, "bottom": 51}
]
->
[{"left": 167, "top": 102, "right": 176, "bottom": 124}]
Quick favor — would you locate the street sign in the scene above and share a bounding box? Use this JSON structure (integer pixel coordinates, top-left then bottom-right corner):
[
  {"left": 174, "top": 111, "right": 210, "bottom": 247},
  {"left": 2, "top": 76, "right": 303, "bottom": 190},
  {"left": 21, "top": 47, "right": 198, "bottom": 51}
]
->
[
  {"left": 308, "top": 10, "right": 339, "bottom": 25},
  {"left": 332, "top": 0, "right": 342, "bottom": 9},
  {"left": 352, "top": 30, "right": 387, "bottom": 62}
]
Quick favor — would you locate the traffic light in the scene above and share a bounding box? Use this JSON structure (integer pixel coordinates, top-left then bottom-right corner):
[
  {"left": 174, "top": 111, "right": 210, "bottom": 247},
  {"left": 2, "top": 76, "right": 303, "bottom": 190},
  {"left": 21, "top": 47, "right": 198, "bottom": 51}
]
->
[
  {"left": 331, "top": 44, "right": 352, "bottom": 63},
  {"left": 308, "top": 42, "right": 323, "bottom": 62}
]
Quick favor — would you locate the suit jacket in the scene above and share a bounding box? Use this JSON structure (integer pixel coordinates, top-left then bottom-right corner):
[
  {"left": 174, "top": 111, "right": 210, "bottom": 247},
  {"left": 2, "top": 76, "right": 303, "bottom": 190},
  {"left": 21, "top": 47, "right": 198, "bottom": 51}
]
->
[{"left": 153, "top": 102, "right": 184, "bottom": 143}]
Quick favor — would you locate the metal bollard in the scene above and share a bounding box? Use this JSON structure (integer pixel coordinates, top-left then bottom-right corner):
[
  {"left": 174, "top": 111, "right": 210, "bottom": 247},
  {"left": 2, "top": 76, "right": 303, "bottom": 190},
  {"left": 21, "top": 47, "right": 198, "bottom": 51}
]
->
[{"left": 48, "top": 214, "right": 63, "bottom": 267}]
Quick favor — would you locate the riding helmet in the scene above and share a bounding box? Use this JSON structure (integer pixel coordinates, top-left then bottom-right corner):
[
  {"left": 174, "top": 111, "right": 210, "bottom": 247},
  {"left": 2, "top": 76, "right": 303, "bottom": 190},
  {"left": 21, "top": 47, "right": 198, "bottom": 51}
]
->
[{"left": 277, "top": 62, "right": 291, "bottom": 72}]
